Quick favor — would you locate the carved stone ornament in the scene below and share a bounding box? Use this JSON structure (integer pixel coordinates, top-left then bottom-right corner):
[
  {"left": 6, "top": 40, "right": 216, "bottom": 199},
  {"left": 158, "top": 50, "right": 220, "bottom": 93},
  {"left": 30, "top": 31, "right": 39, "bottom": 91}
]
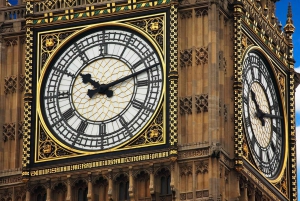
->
[
  {"left": 4, "top": 75, "right": 17, "bottom": 94},
  {"left": 195, "top": 46, "right": 208, "bottom": 65},
  {"left": 196, "top": 190, "right": 209, "bottom": 198},
  {"left": 274, "top": 68, "right": 285, "bottom": 98},
  {"left": 180, "top": 49, "right": 193, "bottom": 68},
  {"left": 179, "top": 0, "right": 190, "bottom": 6},
  {"left": 41, "top": 30, "right": 76, "bottom": 67},
  {"left": 242, "top": 138, "right": 249, "bottom": 159},
  {"left": 3, "top": 122, "right": 16, "bottom": 142},
  {"left": 186, "top": 192, "right": 193, "bottom": 199},
  {"left": 4, "top": 38, "right": 17, "bottom": 46},
  {"left": 275, "top": 172, "right": 288, "bottom": 196},
  {"left": 38, "top": 129, "right": 73, "bottom": 160},
  {"left": 18, "top": 121, "right": 24, "bottom": 139},
  {"left": 126, "top": 108, "right": 164, "bottom": 146},
  {"left": 0, "top": 189, "right": 13, "bottom": 201},
  {"left": 180, "top": 193, "right": 186, "bottom": 200},
  {"left": 241, "top": 33, "right": 253, "bottom": 49},
  {"left": 14, "top": 186, "right": 26, "bottom": 200},
  {"left": 179, "top": 164, "right": 192, "bottom": 176},
  {"left": 179, "top": 10, "right": 192, "bottom": 19},
  {"left": 224, "top": 104, "right": 228, "bottom": 122},
  {"left": 19, "top": 74, "right": 25, "bottom": 92},
  {"left": 219, "top": 51, "right": 227, "bottom": 73},
  {"left": 195, "top": 160, "right": 208, "bottom": 174},
  {"left": 243, "top": 0, "right": 288, "bottom": 63},
  {"left": 195, "top": 94, "right": 208, "bottom": 113},
  {"left": 129, "top": 16, "right": 164, "bottom": 49},
  {"left": 180, "top": 96, "right": 192, "bottom": 115},
  {"left": 195, "top": 8, "right": 208, "bottom": 17}
]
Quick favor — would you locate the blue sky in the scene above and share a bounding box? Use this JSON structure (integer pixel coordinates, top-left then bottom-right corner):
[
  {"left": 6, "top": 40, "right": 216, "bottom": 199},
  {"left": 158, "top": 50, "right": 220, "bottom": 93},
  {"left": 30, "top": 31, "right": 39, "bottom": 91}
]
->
[
  {"left": 8, "top": 0, "right": 300, "bottom": 194},
  {"left": 276, "top": 0, "right": 300, "bottom": 193}
]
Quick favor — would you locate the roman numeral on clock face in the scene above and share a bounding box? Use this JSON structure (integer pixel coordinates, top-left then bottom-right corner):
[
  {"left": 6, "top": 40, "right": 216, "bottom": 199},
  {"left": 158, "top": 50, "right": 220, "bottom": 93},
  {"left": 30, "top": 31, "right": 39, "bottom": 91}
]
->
[
  {"left": 62, "top": 108, "right": 75, "bottom": 120},
  {"left": 119, "top": 116, "right": 128, "bottom": 127},
  {"left": 137, "top": 80, "right": 148, "bottom": 87},
  {"left": 58, "top": 91, "right": 69, "bottom": 99},
  {"left": 99, "top": 124, "right": 106, "bottom": 136},
  {"left": 132, "top": 60, "right": 144, "bottom": 69},
  {"left": 77, "top": 121, "right": 88, "bottom": 133},
  {"left": 132, "top": 99, "right": 144, "bottom": 110},
  {"left": 99, "top": 44, "right": 108, "bottom": 56}
]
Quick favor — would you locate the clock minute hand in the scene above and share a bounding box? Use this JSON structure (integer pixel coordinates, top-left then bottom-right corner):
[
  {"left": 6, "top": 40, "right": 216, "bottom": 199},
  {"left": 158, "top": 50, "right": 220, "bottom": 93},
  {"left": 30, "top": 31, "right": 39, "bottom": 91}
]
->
[
  {"left": 256, "top": 110, "right": 283, "bottom": 119},
  {"left": 88, "top": 63, "right": 159, "bottom": 98},
  {"left": 105, "top": 63, "right": 159, "bottom": 88}
]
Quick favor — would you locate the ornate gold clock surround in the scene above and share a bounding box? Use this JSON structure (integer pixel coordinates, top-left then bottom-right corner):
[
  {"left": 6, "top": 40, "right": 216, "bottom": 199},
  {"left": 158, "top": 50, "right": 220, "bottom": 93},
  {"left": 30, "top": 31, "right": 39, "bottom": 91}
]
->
[
  {"left": 31, "top": 14, "right": 171, "bottom": 163},
  {"left": 241, "top": 46, "right": 289, "bottom": 184}
]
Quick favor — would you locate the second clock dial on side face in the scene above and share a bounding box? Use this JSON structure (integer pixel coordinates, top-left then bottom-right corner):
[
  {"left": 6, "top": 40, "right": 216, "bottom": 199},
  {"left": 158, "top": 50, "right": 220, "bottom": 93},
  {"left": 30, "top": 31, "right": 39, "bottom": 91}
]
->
[
  {"left": 242, "top": 51, "right": 283, "bottom": 179},
  {"left": 40, "top": 27, "right": 164, "bottom": 151}
]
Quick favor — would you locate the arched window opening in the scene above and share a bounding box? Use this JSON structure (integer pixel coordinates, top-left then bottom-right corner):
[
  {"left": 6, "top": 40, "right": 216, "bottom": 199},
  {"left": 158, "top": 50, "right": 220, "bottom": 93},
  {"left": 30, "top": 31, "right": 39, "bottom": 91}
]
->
[
  {"left": 94, "top": 176, "right": 108, "bottom": 201},
  {"left": 115, "top": 174, "right": 129, "bottom": 201},
  {"left": 74, "top": 180, "right": 88, "bottom": 201},
  {"left": 78, "top": 187, "right": 88, "bottom": 201},
  {"left": 156, "top": 168, "right": 171, "bottom": 200},
  {"left": 33, "top": 186, "right": 46, "bottom": 201}
]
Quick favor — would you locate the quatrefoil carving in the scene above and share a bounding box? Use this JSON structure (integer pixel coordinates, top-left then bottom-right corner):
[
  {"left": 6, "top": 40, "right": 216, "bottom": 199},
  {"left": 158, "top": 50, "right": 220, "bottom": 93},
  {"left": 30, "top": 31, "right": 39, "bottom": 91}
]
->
[
  {"left": 180, "top": 96, "right": 192, "bottom": 115},
  {"left": 4, "top": 75, "right": 17, "bottom": 94},
  {"left": 3, "top": 123, "right": 16, "bottom": 142},
  {"left": 180, "top": 49, "right": 192, "bottom": 68},
  {"left": 196, "top": 47, "right": 208, "bottom": 65},
  {"left": 195, "top": 94, "right": 208, "bottom": 113}
]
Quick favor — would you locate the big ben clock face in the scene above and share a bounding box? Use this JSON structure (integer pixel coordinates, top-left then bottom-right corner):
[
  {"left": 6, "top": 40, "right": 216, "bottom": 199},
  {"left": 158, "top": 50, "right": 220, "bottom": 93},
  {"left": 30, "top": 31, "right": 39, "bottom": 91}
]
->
[
  {"left": 38, "top": 25, "right": 164, "bottom": 151},
  {"left": 242, "top": 52, "right": 284, "bottom": 179}
]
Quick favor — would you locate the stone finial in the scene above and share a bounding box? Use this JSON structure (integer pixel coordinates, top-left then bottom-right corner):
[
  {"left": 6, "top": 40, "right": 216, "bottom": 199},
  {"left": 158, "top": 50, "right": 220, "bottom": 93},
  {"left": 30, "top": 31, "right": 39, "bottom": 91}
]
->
[{"left": 284, "top": 3, "right": 295, "bottom": 34}]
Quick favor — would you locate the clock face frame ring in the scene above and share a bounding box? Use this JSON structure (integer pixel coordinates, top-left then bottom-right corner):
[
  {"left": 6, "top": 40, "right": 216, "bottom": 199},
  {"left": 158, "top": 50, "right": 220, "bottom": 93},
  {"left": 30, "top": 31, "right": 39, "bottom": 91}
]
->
[
  {"left": 241, "top": 48, "right": 287, "bottom": 181},
  {"left": 37, "top": 23, "right": 166, "bottom": 153}
]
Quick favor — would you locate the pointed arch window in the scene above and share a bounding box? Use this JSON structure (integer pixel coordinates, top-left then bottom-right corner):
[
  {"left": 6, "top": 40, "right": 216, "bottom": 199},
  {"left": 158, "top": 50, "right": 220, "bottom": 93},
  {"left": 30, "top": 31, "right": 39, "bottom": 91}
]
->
[
  {"left": 160, "top": 175, "right": 171, "bottom": 195},
  {"left": 115, "top": 174, "right": 129, "bottom": 201},
  {"left": 78, "top": 187, "right": 88, "bottom": 201},
  {"left": 156, "top": 168, "right": 171, "bottom": 197},
  {"left": 119, "top": 181, "right": 129, "bottom": 201},
  {"left": 36, "top": 194, "right": 46, "bottom": 201}
]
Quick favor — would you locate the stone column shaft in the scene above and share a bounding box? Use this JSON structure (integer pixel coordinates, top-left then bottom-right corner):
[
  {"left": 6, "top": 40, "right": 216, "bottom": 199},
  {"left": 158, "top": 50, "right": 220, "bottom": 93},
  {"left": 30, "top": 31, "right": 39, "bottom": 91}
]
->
[
  {"left": 66, "top": 176, "right": 72, "bottom": 201},
  {"left": 26, "top": 190, "right": 30, "bottom": 201},
  {"left": 87, "top": 173, "right": 93, "bottom": 201}
]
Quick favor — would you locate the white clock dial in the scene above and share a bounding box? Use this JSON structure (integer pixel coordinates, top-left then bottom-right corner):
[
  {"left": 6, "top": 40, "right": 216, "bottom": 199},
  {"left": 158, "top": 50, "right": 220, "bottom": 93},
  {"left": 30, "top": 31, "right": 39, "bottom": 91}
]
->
[
  {"left": 40, "top": 26, "right": 164, "bottom": 151},
  {"left": 242, "top": 52, "right": 283, "bottom": 179}
]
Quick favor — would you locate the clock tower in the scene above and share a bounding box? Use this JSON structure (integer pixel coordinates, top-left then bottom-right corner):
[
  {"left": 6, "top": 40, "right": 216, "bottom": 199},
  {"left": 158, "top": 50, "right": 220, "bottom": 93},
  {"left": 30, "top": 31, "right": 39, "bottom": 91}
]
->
[{"left": 0, "top": 0, "right": 298, "bottom": 201}]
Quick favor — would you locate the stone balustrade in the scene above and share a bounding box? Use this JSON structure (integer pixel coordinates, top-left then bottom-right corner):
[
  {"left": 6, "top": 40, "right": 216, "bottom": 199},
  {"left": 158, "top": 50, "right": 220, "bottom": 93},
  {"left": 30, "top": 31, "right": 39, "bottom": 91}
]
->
[{"left": 0, "top": 5, "right": 25, "bottom": 22}]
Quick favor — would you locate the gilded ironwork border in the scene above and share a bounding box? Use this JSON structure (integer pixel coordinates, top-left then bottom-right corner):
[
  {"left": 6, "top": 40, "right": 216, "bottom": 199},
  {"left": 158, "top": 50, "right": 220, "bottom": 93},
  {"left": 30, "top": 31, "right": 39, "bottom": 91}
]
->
[
  {"left": 242, "top": 0, "right": 289, "bottom": 65},
  {"left": 233, "top": 3, "right": 244, "bottom": 170},
  {"left": 32, "top": 14, "right": 168, "bottom": 163},
  {"left": 23, "top": 27, "right": 34, "bottom": 169},
  {"left": 168, "top": 3, "right": 178, "bottom": 158},
  {"left": 288, "top": 61, "right": 297, "bottom": 200},
  {"left": 30, "top": 151, "right": 169, "bottom": 177},
  {"left": 26, "top": 0, "right": 170, "bottom": 25}
]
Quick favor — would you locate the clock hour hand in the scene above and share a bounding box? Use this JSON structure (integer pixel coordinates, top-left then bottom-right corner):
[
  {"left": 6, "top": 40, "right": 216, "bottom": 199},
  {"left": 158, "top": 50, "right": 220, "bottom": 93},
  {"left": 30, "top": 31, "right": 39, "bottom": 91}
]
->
[
  {"left": 250, "top": 89, "right": 265, "bottom": 126},
  {"left": 79, "top": 73, "right": 101, "bottom": 88},
  {"left": 256, "top": 110, "right": 283, "bottom": 119},
  {"left": 88, "top": 63, "right": 159, "bottom": 98},
  {"left": 80, "top": 73, "right": 113, "bottom": 98},
  {"left": 250, "top": 89, "right": 260, "bottom": 110}
]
